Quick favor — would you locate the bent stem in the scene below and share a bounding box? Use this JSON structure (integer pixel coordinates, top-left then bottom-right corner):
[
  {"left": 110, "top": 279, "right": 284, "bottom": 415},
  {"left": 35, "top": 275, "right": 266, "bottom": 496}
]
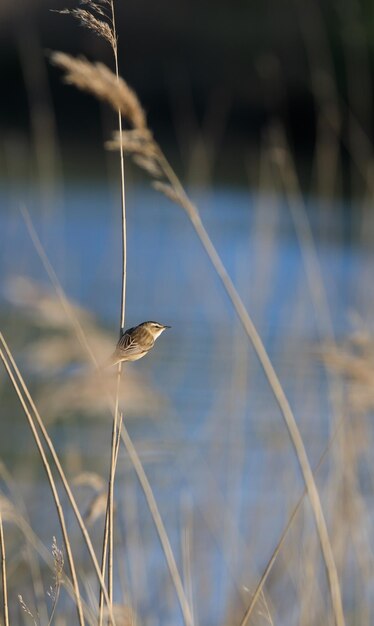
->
[
  {"left": 155, "top": 153, "right": 345, "bottom": 626},
  {"left": 0, "top": 513, "right": 10, "bottom": 626},
  {"left": 0, "top": 345, "right": 85, "bottom": 626},
  {"left": 0, "top": 333, "right": 116, "bottom": 626},
  {"left": 44, "top": 50, "right": 344, "bottom": 624},
  {"left": 120, "top": 425, "right": 194, "bottom": 626},
  {"left": 22, "top": 209, "right": 193, "bottom": 626}
]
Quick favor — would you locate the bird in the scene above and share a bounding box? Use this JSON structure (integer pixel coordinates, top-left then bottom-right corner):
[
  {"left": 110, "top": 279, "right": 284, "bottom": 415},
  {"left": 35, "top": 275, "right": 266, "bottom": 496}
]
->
[{"left": 108, "top": 321, "right": 170, "bottom": 366}]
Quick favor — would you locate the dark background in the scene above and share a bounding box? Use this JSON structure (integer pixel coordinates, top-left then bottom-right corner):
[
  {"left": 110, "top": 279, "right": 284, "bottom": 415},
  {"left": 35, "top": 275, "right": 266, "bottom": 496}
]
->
[{"left": 1, "top": 0, "right": 374, "bottom": 186}]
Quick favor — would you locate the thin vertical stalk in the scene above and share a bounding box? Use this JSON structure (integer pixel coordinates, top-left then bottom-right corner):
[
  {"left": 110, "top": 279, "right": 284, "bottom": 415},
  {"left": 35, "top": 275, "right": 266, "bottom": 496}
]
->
[
  {"left": 22, "top": 206, "right": 193, "bottom": 626},
  {"left": 111, "top": 14, "right": 127, "bottom": 334},
  {"left": 99, "top": 414, "right": 123, "bottom": 626},
  {"left": 21, "top": 210, "right": 193, "bottom": 626},
  {"left": 105, "top": 0, "right": 127, "bottom": 615},
  {"left": 0, "top": 347, "right": 85, "bottom": 626},
  {"left": 0, "top": 513, "right": 10, "bottom": 626},
  {"left": 108, "top": 371, "right": 121, "bottom": 608}
]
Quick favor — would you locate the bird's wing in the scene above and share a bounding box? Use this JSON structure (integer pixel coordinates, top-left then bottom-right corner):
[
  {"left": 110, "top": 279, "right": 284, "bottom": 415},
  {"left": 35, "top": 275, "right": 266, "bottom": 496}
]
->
[{"left": 116, "top": 331, "right": 141, "bottom": 356}]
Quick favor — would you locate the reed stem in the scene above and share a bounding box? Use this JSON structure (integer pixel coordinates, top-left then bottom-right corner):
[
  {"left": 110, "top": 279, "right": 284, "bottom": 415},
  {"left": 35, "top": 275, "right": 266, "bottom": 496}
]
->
[
  {"left": 0, "top": 343, "right": 85, "bottom": 626},
  {"left": 0, "top": 513, "right": 10, "bottom": 626},
  {"left": 156, "top": 153, "right": 345, "bottom": 626},
  {"left": 105, "top": 0, "right": 127, "bottom": 617},
  {"left": 0, "top": 333, "right": 115, "bottom": 626}
]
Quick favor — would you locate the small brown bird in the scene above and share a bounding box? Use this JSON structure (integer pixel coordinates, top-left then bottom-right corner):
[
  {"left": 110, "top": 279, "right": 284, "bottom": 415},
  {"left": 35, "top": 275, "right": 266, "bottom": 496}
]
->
[{"left": 108, "top": 321, "right": 170, "bottom": 366}]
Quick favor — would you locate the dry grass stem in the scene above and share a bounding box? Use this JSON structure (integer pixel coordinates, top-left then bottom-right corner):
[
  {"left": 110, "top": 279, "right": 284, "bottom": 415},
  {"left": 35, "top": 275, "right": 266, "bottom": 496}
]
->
[
  {"left": 48, "top": 46, "right": 353, "bottom": 626},
  {"left": 0, "top": 473, "right": 49, "bottom": 624},
  {"left": 181, "top": 497, "right": 195, "bottom": 626},
  {"left": 0, "top": 339, "right": 85, "bottom": 626},
  {"left": 109, "top": 366, "right": 121, "bottom": 611},
  {"left": 108, "top": 102, "right": 346, "bottom": 626},
  {"left": 54, "top": 8, "right": 144, "bottom": 622},
  {"left": 50, "top": 53, "right": 146, "bottom": 130},
  {"left": 99, "top": 412, "right": 123, "bottom": 626},
  {"left": 1, "top": 492, "right": 94, "bottom": 625},
  {"left": 240, "top": 412, "right": 346, "bottom": 626},
  {"left": 120, "top": 426, "right": 194, "bottom": 626},
  {"left": 60, "top": 3, "right": 132, "bottom": 615},
  {"left": 22, "top": 210, "right": 188, "bottom": 626},
  {"left": 0, "top": 513, "right": 10, "bottom": 626},
  {"left": 156, "top": 161, "right": 345, "bottom": 626},
  {"left": 0, "top": 334, "right": 116, "bottom": 626},
  {"left": 152, "top": 181, "right": 181, "bottom": 204},
  {"left": 133, "top": 155, "right": 163, "bottom": 178},
  {"left": 240, "top": 502, "right": 301, "bottom": 626}
]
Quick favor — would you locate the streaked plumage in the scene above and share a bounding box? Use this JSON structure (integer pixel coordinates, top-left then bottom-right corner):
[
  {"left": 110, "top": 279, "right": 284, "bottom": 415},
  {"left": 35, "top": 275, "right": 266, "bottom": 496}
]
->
[{"left": 108, "top": 321, "right": 170, "bottom": 366}]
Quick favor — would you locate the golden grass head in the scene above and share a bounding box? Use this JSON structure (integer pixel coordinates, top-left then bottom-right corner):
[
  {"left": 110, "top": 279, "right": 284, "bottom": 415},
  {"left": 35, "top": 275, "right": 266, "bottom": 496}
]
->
[
  {"left": 50, "top": 52, "right": 147, "bottom": 130},
  {"left": 55, "top": 0, "right": 115, "bottom": 47}
]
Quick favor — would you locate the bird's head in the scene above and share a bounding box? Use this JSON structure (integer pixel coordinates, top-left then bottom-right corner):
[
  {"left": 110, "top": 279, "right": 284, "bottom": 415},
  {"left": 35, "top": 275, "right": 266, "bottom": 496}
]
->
[{"left": 143, "top": 321, "right": 171, "bottom": 340}]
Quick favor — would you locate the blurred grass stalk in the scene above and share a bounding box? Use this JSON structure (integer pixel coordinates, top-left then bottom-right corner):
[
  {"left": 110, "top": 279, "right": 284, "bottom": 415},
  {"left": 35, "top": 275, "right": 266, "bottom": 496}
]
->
[
  {"left": 50, "top": 4, "right": 195, "bottom": 625},
  {"left": 0, "top": 332, "right": 115, "bottom": 626},
  {"left": 0, "top": 461, "right": 50, "bottom": 626},
  {"left": 25, "top": 34, "right": 348, "bottom": 619},
  {"left": 50, "top": 52, "right": 345, "bottom": 626},
  {"left": 0, "top": 512, "right": 10, "bottom": 626},
  {"left": 91, "top": 1, "right": 127, "bottom": 621},
  {"left": 3, "top": 0, "right": 374, "bottom": 623},
  {"left": 18, "top": 207, "right": 194, "bottom": 626},
  {"left": 0, "top": 336, "right": 85, "bottom": 626},
  {"left": 55, "top": 2, "right": 129, "bottom": 617}
]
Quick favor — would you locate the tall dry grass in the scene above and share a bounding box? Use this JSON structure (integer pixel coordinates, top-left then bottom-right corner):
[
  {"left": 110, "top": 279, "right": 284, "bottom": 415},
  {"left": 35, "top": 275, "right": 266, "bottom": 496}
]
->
[
  {"left": 1, "top": 1, "right": 374, "bottom": 626},
  {"left": 50, "top": 49, "right": 346, "bottom": 626},
  {"left": 0, "top": 512, "right": 10, "bottom": 626},
  {"left": 56, "top": 2, "right": 128, "bottom": 622}
]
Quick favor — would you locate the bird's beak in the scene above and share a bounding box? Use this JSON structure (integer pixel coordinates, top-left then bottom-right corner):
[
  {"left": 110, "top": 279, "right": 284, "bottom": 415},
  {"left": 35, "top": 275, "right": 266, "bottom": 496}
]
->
[{"left": 163, "top": 325, "right": 171, "bottom": 329}]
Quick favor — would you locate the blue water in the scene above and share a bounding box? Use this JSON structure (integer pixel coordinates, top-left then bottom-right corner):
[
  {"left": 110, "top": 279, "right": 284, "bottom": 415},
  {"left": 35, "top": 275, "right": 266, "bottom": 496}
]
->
[{"left": 0, "top": 183, "right": 373, "bottom": 625}]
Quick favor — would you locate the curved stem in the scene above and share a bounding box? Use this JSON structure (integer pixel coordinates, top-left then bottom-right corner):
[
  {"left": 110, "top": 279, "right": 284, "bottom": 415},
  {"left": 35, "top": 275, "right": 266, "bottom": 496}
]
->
[
  {"left": 0, "top": 345, "right": 85, "bottom": 626},
  {"left": 157, "top": 153, "right": 345, "bottom": 626},
  {"left": 0, "top": 334, "right": 115, "bottom": 626},
  {"left": 0, "top": 513, "right": 10, "bottom": 626}
]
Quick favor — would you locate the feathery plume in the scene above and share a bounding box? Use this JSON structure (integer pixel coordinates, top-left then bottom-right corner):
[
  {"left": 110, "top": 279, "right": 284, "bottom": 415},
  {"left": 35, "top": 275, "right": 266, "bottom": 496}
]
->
[{"left": 50, "top": 52, "right": 147, "bottom": 130}]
